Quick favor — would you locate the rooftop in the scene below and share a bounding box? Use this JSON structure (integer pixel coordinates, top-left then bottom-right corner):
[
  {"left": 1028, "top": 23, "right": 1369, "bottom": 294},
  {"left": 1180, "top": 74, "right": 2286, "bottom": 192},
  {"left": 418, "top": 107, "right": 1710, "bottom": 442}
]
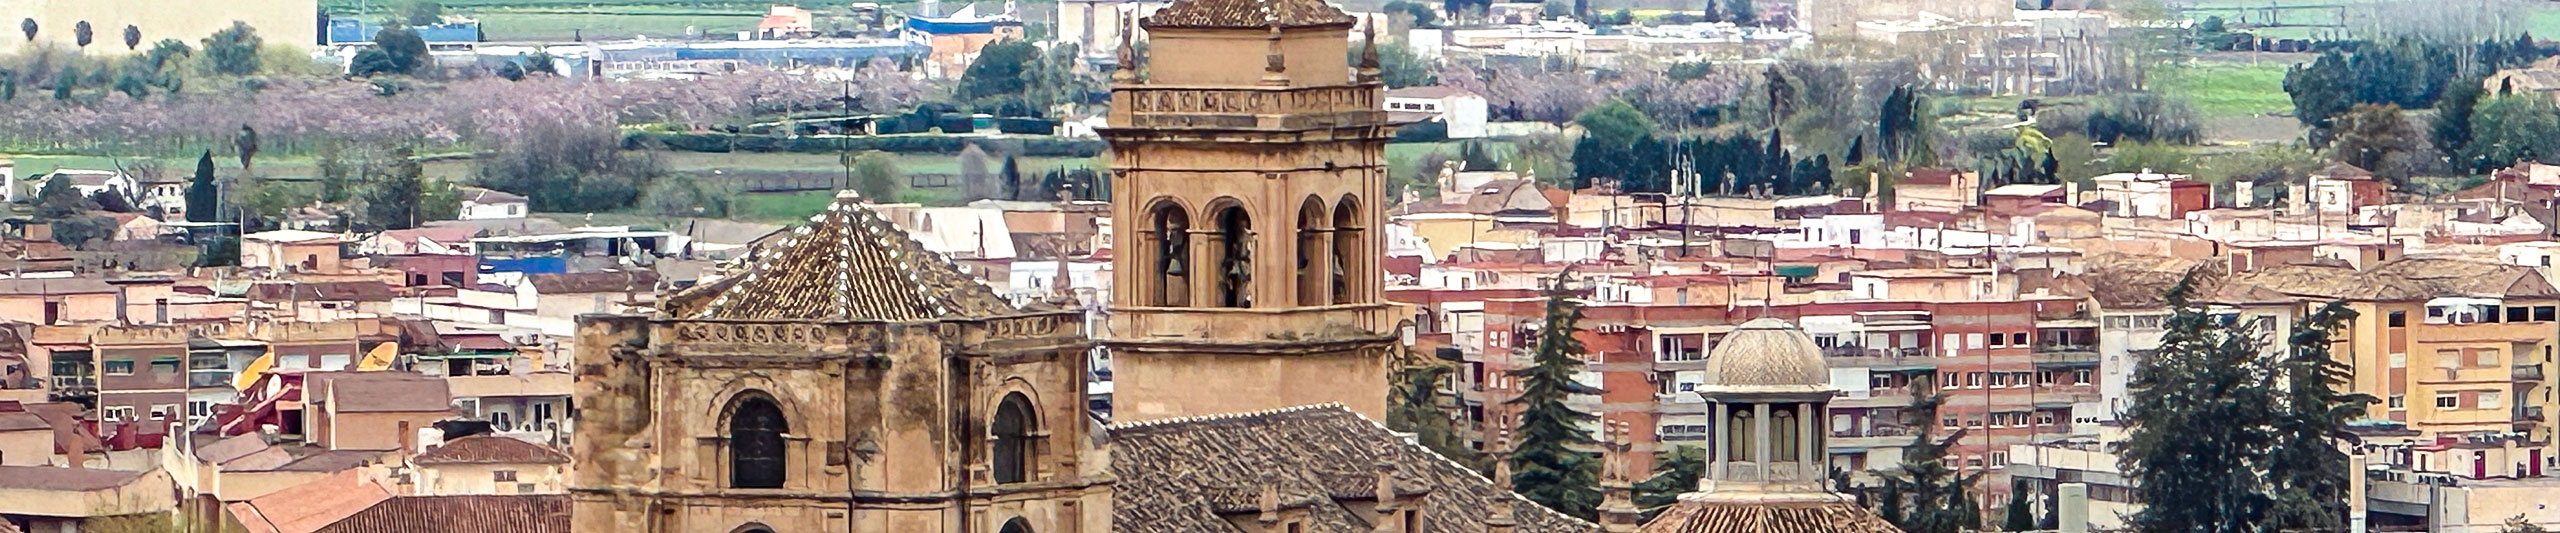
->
[
  {"left": 413, "top": 435, "right": 570, "bottom": 466},
  {"left": 1142, "top": 0, "right": 1357, "bottom": 29},
  {"left": 662, "top": 192, "right": 1021, "bottom": 321}
]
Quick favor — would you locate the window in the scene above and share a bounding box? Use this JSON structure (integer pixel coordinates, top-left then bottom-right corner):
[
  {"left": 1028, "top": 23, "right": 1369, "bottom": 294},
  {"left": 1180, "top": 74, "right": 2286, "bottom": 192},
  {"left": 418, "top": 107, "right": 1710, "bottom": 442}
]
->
[
  {"left": 2483, "top": 391, "right": 2504, "bottom": 410},
  {"left": 103, "top": 359, "right": 135, "bottom": 376},
  {"left": 1967, "top": 333, "right": 1985, "bottom": 350},
  {"left": 1941, "top": 372, "right": 1959, "bottom": 389},
  {"left": 2511, "top": 306, "right": 2532, "bottom": 323},
  {"left": 1943, "top": 416, "right": 1960, "bottom": 429},
  {"left": 2436, "top": 395, "right": 2459, "bottom": 409},
  {"left": 2473, "top": 349, "right": 2499, "bottom": 368},
  {"left": 2390, "top": 352, "right": 2407, "bottom": 368},
  {"left": 2389, "top": 395, "right": 2405, "bottom": 409},
  {"left": 149, "top": 405, "right": 170, "bottom": 421},
  {"left": 1966, "top": 372, "right": 1985, "bottom": 388},
  {"left": 2037, "top": 370, "right": 2057, "bottom": 386},
  {"left": 493, "top": 470, "right": 518, "bottom": 482},
  {"left": 1988, "top": 373, "right": 2007, "bottom": 388},
  {"left": 1989, "top": 334, "right": 2007, "bottom": 348},
  {"left": 2012, "top": 332, "right": 2029, "bottom": 346},
  {"left": 2073, "top": 369, "right": 2092, "bottom": 384},
  {"left": 991, "top": 393, "right": 1036, "bottom": 484},
  {"left": 104, "top": 406, "right": 134, "bottom": 421},
  {"left": 2389, "top": 311, "right": 2407, "bottom": 328},
  {"left": 1989, "top": 451, "right": 2009, "bottom": 467},
  {"left": 2036, "top": 412, "right": 2057, "bottom": 426},
  {"left": 729, "top": 395, "right": 789, "bottom": 489},
  {"left": 2539, "top": 306, "right": 2557, "bottom": 322}
]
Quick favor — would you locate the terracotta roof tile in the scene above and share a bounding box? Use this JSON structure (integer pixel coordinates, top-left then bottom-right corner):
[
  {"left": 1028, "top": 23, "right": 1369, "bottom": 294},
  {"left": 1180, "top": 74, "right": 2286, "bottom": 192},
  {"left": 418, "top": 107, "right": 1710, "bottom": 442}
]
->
[
  {"left": 526, "top": 270, "right": 657, "bottom": 294},
  {"left": 1109, "top": 403, "right": 1595, "bottom": 533},
  {"left": 1144, "top": 0, "right": 1356, "bottom": 29},
  {"left": 2236, "top": 257, "right": 2558, "bottom": 302},
  {"left": 414, "top": 436, "right": 569, "bottom": 465},
  {"left": 663, "top": 193, "right": 1019, "bottom": 321},
  {"left": 1639, "top": 500, "right": 1904, "bottom": 533},
  {"left": 229, "top": 469, "right": 392, "bottom": 533},
  {"left": 314, "top": 495, "right": 567, "bottom": 533}
]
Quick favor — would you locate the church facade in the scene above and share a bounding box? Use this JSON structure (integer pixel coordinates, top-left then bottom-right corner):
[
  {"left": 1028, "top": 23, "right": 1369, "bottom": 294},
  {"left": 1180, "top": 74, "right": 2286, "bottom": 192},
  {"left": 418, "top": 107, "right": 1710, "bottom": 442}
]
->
[{"left": 569, "top": 193, "right": 1110, "bottom": 533}]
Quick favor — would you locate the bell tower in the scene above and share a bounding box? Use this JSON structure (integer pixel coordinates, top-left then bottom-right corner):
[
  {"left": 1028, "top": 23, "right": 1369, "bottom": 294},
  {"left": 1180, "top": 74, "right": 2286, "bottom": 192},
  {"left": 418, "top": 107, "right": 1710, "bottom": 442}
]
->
[{"left": 1099, "top": 0, "right": 1397, "bottom": 422}]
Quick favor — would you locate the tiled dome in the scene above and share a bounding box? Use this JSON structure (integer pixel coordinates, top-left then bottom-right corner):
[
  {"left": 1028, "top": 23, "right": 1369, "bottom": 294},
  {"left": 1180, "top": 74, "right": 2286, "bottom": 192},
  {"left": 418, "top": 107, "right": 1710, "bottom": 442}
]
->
[{"left": 1698, "top": 318, "right": 1831, "bottom": 394}]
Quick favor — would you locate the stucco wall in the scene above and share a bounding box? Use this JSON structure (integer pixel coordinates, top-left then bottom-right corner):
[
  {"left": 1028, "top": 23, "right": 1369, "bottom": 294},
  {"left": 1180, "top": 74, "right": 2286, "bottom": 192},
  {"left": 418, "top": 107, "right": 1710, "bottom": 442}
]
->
[{"left": 0, "top": 429, "right": 52, "bottom": 466}]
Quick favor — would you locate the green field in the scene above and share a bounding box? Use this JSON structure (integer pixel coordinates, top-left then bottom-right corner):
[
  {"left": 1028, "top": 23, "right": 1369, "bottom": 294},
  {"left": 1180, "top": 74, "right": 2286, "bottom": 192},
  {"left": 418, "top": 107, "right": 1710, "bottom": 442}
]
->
[{"left": 2156, "top": 62, "right": 2295, "bottom": 118}]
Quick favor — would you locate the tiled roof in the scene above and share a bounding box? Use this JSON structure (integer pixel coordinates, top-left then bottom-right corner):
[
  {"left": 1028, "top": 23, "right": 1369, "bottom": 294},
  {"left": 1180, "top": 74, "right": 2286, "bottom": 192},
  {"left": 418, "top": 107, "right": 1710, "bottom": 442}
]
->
[
  {"left": 526, "top": 270, "right": 657, "bottom": 294},
  {"left": 1143, "top": 0, "right": 1356, "bottom": 29},
  {"left": 1109, "top": 403, "right": 1596, "bottom": 533},
  {"left": 414, "top": 435, "right": 569, "bottom": 465},
  {"left": 0, "top": 411, "right": 46, "bottom": 432},
  {"left": 276, "top": 449, "right": 394, "bottom": 473},
  {"left": 229, "top": 469, "right": 393, "bottom": 533},
  {"left": 2236, "top": 257, "right": 2559, "bottom": 301},
  {"left": 662, "top": 192, "right": 1019, "bottom": 321},
  {"left": 315, "top": 495, "right": 567, "bottom": 533},
  {"left": 459, "top": 187, "right": 529, "bottom": 204},
  {"left": 0, "top": 466, "right": 145, "bottom": 491},
  {"left": 248, "top": 280, "right": 397, "bottom": 302},
  {"left": 1639, "top": 500, "right": 1904, "bottom": 533}
]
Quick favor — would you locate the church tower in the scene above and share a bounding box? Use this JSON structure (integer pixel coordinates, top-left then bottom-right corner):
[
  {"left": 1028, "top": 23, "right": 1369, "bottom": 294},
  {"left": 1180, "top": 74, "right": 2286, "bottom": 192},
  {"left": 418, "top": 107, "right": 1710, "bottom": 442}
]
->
[{"left": 1098, "top": 0, "right": 1399, "bottom": 421}]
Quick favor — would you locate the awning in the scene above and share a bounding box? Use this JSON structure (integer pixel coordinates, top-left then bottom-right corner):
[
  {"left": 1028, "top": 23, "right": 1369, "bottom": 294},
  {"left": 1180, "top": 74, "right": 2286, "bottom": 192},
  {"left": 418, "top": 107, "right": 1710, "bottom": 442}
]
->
[{"left": 1774, "top": 265, "right": 1820, "bottom": 278}]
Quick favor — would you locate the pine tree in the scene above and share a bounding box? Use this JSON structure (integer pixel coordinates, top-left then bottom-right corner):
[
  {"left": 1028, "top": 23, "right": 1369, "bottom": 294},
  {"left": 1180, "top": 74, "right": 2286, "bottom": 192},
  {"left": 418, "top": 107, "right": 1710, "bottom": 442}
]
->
[
  {"left": 1875, "top": 382, "right": 1979, "bottom": 533},
  {"left": 361, "top": 148, "right": 427, "bottom": 230},
  {"left": 1633, "top": 446, "right": 1704, "bottom": 521},
  {"left": 2121, "top": 275, "right": 2281, "bottom": 533},
  {"left": 185, "top": 150, "right": 219, "bottom": 223},
  {"left": 1507, "top": 270, "right": 1603, "bottom": 519},
  {"left": 2264, "top": 301, "right": 2376, "bottom": 532}
]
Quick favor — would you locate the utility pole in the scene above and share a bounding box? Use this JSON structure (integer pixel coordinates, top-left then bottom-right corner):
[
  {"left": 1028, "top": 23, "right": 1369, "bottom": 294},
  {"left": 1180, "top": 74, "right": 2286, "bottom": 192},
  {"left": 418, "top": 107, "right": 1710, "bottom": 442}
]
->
[{"left": 839, "top": 81, "right": 857, "bottom": 191}]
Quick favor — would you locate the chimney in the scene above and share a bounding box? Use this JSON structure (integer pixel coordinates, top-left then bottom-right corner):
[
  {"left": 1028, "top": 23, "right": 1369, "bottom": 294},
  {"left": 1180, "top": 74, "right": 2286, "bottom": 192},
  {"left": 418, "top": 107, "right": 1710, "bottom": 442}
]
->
[
  {"left": 1257, "top": 472, "right": 1283, "bottom": 532},
  {"left": 1371, "top": 454, "right": 1397, "bottom": 533},
  {"left": 2058, "top": 483, "right": 2090, "bottom": 533}
]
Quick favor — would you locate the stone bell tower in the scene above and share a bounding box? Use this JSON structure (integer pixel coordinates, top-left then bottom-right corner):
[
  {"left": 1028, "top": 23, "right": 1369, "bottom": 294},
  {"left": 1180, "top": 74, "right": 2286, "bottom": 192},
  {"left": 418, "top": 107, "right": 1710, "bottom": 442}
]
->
[{"left": 1097, "top": 0, "right": 1398, "bottom": 422}]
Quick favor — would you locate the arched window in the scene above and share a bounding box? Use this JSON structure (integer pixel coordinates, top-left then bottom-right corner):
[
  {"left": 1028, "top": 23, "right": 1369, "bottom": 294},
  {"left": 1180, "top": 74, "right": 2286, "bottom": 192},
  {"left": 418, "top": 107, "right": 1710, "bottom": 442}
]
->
[
  {"left": 1773, "top": 407, "right": 1800, "bottom": 462},
  {"left": 999, "top": 518, "right": 1034, "bottom": 533},
  {"left": 991, "top": 393, "right": 1036, "bottom": 484},
  {"left": 1150, "top": 202, "right": 1191, "bottom": 307},
  {"left": 1211, "top": 203, "right": 1254, "bottom": 308},
  {"left": 729, "top": 395, "right": 788, "bottom": 489},
  {"left": 1727, "top": 407, "right": 1755, "bottom": 462},
  {"left": 1296, "top": 197, "right": 1330, "bottom": 306},
  {"left": 1332, "top": 196, "right": 1363, "bottom": 304}
]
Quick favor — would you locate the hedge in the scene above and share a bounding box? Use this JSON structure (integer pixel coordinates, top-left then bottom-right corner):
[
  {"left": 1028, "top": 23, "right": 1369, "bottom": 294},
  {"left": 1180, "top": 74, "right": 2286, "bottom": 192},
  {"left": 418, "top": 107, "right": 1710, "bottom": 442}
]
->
[
  {"left": 937, "top": 113, "right": 976, "bottom": 133},
  {"left": 994, "top": 117, "right": 1058, "bottom": 135},
  {"left": 625, "top": 131, "right": 1106, "bottom": 158}
]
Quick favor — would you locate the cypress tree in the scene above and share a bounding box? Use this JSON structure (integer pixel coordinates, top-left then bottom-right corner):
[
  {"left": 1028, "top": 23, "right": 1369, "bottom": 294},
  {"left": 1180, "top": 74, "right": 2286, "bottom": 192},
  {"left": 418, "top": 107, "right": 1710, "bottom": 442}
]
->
[
  {"left": 1507, "top": 270, "right": 1603, "bottom": 519},
  {"left": 186, "top": 150, "right": 219, "bottom": 223},
  {"left": 2003, "top": 480, "right": 2035, "bottom": 532},
  {"left": 2264, "top": 301, "right": 2376, "bottom": 532}
]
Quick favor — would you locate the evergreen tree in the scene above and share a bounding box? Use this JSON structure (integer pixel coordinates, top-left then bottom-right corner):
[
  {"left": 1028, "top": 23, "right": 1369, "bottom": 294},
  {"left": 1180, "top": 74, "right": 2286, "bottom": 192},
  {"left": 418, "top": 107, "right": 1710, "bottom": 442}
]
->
[
  {"left": 2121, "top": 275, "right": 2281, "bottom": 533},
  {"left": 1633, "top": 446, "right": 1704, "bottom": 521},
  {"left": 1507, "top": 270, "right": 1603, "bottom": 520},
  {"left": 1388, "top": 362, "right": 1484, "bottom": 473},
  {"left": 2435, "top": 78, "right": 2486, "bottom": 169},
  {"left": 1874, "top": 382, "right": 1979, "bottom": 533},
  {"left": 2263, "top": 301, "right": 2375, "bottom": 532},
  {"left": 361, "top": 148, "right": 427, "bottom": 230},
  {"left": 2003, "top": 480, "right": 2035, "bottom": 532},
  {"left": 34, "top": 174, "right": 97, "bottom": 220},
  {"left": 186, "top": 150, "right": 219, "bottom": 223}
]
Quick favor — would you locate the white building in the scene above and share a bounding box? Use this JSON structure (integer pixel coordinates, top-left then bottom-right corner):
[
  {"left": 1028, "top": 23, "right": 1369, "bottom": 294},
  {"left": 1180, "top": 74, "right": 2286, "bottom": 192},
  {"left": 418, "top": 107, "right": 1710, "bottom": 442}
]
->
[
  {"left": 1384, "top": 86, "right": 1490, "bottom": 139},
  {"left": 1055, "top": 0, "right": 1164, "bottom": 61},
  {"left": 458, "top": 187, "right": 530, "bottom": 220}
]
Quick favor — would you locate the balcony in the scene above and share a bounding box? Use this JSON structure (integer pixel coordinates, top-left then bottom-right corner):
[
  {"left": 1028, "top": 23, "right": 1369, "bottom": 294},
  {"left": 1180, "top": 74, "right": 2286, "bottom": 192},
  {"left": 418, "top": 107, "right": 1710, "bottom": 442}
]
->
[
  {"left": 1836, "top": 391, "right": 1919, "bottom": 409},
  {"left": 2032, "top": 344, "right": 2100, "bottom": 365},
  {"left": 1823, "top": 345, "right": 1936, "bottom": 371},
  {"left": 2518, "top": 364, "right": 2546, "bottom": 381},
  {"left": 186, "top": 372, "right": 235, "bottom": 389},
  {"left": 1831, "top": 426, "right": 1915, "bottom": 450},
  {"left": 2520, "top": 406, "right": 2547, "bottom": 423},
  {"left": 49, "top": 376, "right": 96, "bottom": 394}
]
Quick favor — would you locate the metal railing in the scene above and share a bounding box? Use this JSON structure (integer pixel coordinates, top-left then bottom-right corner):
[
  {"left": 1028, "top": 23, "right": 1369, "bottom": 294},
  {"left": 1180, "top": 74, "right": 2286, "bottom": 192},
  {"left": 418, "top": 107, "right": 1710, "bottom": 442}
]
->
[{"left": 2517, "top": 365, "right": 2546, "bottom": 381}]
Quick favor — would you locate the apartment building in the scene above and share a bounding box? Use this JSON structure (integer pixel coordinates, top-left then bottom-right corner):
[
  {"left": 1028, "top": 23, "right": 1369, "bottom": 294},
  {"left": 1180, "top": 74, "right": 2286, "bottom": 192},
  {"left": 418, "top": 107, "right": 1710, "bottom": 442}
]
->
[{"left": 2238, "top": 258, "right": 2560, "bottom": 466}]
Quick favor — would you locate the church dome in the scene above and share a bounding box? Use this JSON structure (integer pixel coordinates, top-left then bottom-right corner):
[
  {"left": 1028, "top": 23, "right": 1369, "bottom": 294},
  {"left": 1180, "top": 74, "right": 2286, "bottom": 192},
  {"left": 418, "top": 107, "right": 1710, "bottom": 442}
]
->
[{"left": 1698, "top": 318, "right": 1833, "bottom": 394}]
